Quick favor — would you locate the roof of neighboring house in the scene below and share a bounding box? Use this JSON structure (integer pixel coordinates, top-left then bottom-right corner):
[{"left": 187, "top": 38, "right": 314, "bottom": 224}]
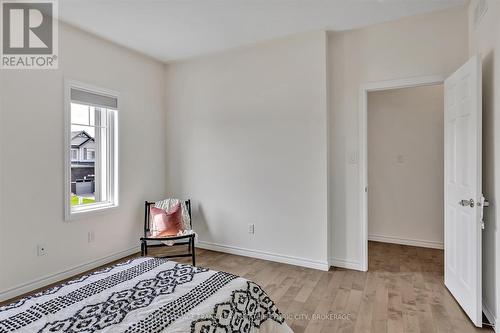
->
[{"left": 71, "top": 131, "right": 94, "bottom": 147}]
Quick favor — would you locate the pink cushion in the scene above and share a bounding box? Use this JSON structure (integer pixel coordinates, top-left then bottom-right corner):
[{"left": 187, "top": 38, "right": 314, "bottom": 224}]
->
[{"left": 150, "top": 203, "right": 183, "bottom": 237}]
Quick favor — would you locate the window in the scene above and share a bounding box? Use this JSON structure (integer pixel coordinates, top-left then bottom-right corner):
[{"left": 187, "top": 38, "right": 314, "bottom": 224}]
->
[
  {"left": 65, "top": 82, "right": 118, "bottom": 220},
  {"left": 86, "top": 149, "right": 95, "bottom": 160},
  {"left": 71, "top": 149, "right": 78, "bottom": 160}
]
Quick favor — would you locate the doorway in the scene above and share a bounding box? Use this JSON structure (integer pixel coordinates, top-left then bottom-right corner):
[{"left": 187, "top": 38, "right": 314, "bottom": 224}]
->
[
  {"left": 367, "top": 84, "right": 444, "bottom": 253},
  {"left": 358, "top": 75, "right": 445, "bottom": 272},
  {"left": 357, "top": 56, "right": 485, "bottom": 328}
]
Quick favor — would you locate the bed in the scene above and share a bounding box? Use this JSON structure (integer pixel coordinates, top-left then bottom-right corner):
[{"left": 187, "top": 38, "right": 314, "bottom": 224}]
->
[{"left": 0, "top": 257, "right": 292, "bottom": 333}]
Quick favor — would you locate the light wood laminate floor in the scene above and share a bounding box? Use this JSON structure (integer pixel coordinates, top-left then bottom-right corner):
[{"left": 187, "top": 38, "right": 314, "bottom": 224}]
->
[
  {"left": 1, "top": 241, "right": 493, "bottom": 333},
  {"left": 176, "top": 241, "right": 492, "bottom": 333}
]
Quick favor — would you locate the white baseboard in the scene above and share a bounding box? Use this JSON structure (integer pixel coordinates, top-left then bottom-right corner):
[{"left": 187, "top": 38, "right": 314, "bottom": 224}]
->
[
  {"left": 329, "top": 257, "right": 364, "bottom": 271},
  {"left": 0, "top": 246, "right": 140, "bottom": 302},
  {"left": 483, "top": 300, "right": 497, "bottom": 331},
  {"left": 196, "top": 241, "right": 329, "bottom": 271},
  {"left": 368, "top": 234, "right": 444, "bottom": 249}
]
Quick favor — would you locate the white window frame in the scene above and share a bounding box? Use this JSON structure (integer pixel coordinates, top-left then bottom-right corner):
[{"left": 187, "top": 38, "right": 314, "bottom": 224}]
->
[{"left": 64, "top": 80, "right": 119, "bottom": 221}]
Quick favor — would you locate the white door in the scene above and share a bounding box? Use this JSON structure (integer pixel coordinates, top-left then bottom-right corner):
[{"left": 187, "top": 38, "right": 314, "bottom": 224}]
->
[{"left": 444, "top": 55, "right": 482, "bottom": 327}]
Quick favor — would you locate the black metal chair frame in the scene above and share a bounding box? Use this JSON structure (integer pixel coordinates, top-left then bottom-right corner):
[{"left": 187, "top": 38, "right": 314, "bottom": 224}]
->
[{"left": 140, "top": 199, "right": 196, "bottom": 266}]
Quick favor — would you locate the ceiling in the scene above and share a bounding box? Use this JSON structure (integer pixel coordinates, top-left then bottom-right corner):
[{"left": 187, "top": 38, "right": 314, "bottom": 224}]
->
[{"left": 59, "top": 0, "right": 466, "bottom": 62}]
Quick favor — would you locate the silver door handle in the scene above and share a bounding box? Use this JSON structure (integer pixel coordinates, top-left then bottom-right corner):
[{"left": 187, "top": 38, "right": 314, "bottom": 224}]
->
[{"left": 459, "top": 199, "right": 475, "bottom": 208}]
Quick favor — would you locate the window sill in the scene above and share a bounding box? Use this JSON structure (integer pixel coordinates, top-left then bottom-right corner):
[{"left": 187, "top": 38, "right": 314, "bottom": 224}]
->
[{"left": 65, "top": 202, "right": 119, "bottom": 222}]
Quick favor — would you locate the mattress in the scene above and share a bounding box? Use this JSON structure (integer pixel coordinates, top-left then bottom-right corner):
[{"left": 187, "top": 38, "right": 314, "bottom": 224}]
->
[{"left": 0, "top": 257, "right": 293, "bottom": 333}]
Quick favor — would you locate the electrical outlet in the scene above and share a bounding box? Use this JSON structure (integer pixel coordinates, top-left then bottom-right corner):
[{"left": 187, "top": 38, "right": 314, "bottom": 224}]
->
[
  {"left": 248, "top": 224, "right": 255, "bottom": 234},
  {"left": 88, "top": 231, "right": 95, "bottom": 243},
  {"left": 37, "top": 244, "right": 47, "bottom": 256}
]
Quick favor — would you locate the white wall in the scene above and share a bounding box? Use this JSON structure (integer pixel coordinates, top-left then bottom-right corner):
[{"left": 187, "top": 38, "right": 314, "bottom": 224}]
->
[
  {"left": 367, "top": 85, "right": 444, "bottom": 249},
  {"left": 0, "top": 23, "right": 167, "bottom": 300},
  {"left": 468, "top": 0, "right": 500, "bottom": 326},
  {"left": 0, "top": 3, "right": 476, "bottom": 302},
  {"left": 329, "top": 6, "right": 469, "bottom": 269},
  {"left": 164, "top": 32, "right": 329, "bottom": 270}
]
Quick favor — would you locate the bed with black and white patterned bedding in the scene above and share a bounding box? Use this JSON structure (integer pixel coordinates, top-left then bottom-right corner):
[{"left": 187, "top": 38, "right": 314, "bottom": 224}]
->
[{"left": 0, "top": 257, "right": 292, "bottom": 333}]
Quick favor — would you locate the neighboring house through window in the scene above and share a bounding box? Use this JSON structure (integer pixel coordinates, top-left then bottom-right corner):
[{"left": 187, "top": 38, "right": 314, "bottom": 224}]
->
[
  {"left": 65, "top": 81, "right": 119, "bottom": 220},
  {"left": 72, "top": 132, "right": 95, "bottom": 161}
]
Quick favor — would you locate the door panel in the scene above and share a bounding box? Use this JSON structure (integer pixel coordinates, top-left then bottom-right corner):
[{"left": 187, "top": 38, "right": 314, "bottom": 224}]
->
[{"left": 444, "top": 55, "right": 482, "bottom": 327}]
